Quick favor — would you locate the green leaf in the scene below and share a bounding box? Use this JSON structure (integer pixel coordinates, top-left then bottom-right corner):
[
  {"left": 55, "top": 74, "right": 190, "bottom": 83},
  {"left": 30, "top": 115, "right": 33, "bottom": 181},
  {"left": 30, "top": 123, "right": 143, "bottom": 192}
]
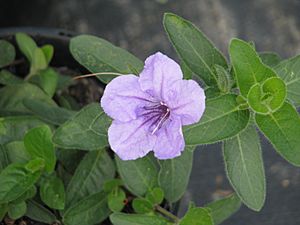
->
[
  {"left": 223, "top": 124, "right": 266, "bottom": 211},
  {"left": 158, "top": 148, "right": 193, "bottom": 203},
  {"left": 26, "top": 200, "right": 57, "bottom": 224},
  {"left": 108, "top": 188, "right": 126, "bottom": 212},
  {"left": 29, "top": 48, "right": 48, "bottom": 76},
  {"left": 40, "top": 175, "right": 65, "bottom": 210},
  {"left": 5, "top": 141, "right": 30, "bottom": 164},
  {"left": 0, "top": 145, "right": 9, "bottom": 171},
  {"left": 255, "top": 102, "right": 300, "bottom": 166},
  {"left": 66, "top": 149, "right": 115, "bottom": 207},
  {"left": 181, "top": 61, "right": 193, "bottom": 79},
  {"left": 0, "top": 116, "right": 45, "bottom": 145},
  {"left": 180, "top": 207, "right": 213, "bottom": 225},
  {"left": 247, "top": 77, "right": 286, "bottom": 114},
  {"left": 8, "top": 201, "right": 26, "bottom": 220},
  {"left": 0, "top": 40, "right": 15, "bottom": 68},
  {"left": 184, "top": 94, "right": 250, "bottom": 145},
  {"left": 163, "top": 13, "right": 227, "bottom": 86},
  {"left": 132, "top": 198, "right": 153, "bottom": 214},
  {"left": 70, "top": 35, "right": 143, "bottom": 83},
  {"left": 23, "top": 98, "right": 76, "bottom": 125},
  {"left": 103, "top": 179, "right": 123, "bottom": 193},
  {"left": 41, "top": 44, "right": 54, "bottom": 64},
  {"left": 29, "top": 68, "right": 58, "bottom": 97},
  {"left": 0, "top": 203, "right": 8, "bottom": 221},
  {"left": 145, "top": 187, "right": 164, "bottom": 205},
  {"left": 0, "top": 162, "right": 41, "bottom": 203},
  {"left": 116, "top": 154, "right": 159, "bottom": 197},
  {"left": 206, "top": 194, "right": 241, "bottom": 225},
  {"left": 0, "top": 83, "right": 55, "bottom": 116},
  {"left": 24, "top": 158, "right": 45, "bottom": 173},
  {"left": 24, "top": 125, "right": 56, "bottom": 173},
  {"left": 259, "top": 52, "right": 281, "bottom": 67},
  {"left": 53, "top": 103, "right": 111, "bottom": 150},
  {"left": 229, "top": 38, "right": 276, "bottom": 97},
  {"left": 13, "top": 185, "right": 36, "bottom": 204},
  {"left": 15, "top": 33, "right": 38, "bottom": 63},
  {"left": 110, "top": 212, "right": 169, "bottom": 225},
  {"left": 215, "top": 64, "right": 233, "bottom": 93},
  {"left": 63, "top": 191, "right": 110, "bottom": 225},
  {"left": 274, "top": 55, "right": 300, "bottom": 107},
  {"left": 0, "top": 70, "right": 23, "bottom": 85}
]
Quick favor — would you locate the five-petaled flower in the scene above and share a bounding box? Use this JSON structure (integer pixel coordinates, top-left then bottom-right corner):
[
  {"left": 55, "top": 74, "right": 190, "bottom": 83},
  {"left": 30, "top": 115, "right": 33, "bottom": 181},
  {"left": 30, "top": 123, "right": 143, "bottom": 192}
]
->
[{"left": 101, "top": 52, "right": 205, "bottom": 160}]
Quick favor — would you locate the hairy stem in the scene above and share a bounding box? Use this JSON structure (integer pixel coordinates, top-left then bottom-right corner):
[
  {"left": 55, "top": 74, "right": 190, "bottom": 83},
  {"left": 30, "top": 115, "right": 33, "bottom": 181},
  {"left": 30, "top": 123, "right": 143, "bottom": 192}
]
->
[{"left": 155, "top": 205, "right": 180, "bottom": 224}]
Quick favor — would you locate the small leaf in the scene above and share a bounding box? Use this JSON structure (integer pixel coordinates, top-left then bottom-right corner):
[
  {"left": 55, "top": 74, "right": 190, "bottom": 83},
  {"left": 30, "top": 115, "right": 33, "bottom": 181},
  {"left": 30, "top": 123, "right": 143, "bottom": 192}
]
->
[
  {"left": 29, "top": 48, "right": 47, "bottom": 76},
  {"left": 53, "top": 103, "right": 111, "bottom": 150},
  {"left": 108, "top": 188, "right": 126, "bottom": 212},
  {"left": 214, "top": 64, "right": 233, "bottom": 93},
  {"left": 29, "top": 68, "right": 58, "bottom": 97},
  {"left": 40, "top": 175, "right": 65, "bottom": 210},
  {"left": 146, "top": 187, "right": 164, "bottom": 205},
  {"left": 274, "top": 55, "right": 300, "bottom": 107},
  {"left": 15, "top": 33, "right": 38, "bottom": 63},
  {"left": 116, "top": 153, "right": 159, "bottom": 197},
  {"left": 41, "top": 44, "right": 54, "bottom": 64},
  {"left": 180, "top": 207, "right": 213, "bottom": 225},
  {"left": 0, "top": 70, "right": 23, "bottom": 85},
  {"left": 0, "top": 203, "right": 8, "bottom": 221},
  {"left": 132, "top": 198, "right": 153, "bottom": 214},
  {"left": 26, "top": 200, "right": 57, "bottom": 224},
  {"left": 259, "top": 52, "right": 281, "bottom": 67},
  {"left": 8, "top": 201, "right": 26, "bottom": 220},
  {"left": 229, "top": 38, "right": 276, "bottom": 97},
  {"left": 0, "top": 83, "right": 56, "bottom": 116},
  {"left": 223, "top": 125, "right": 266, "bottom": 211},
  {"left": 24, "top": 158, "right": 45, "bottom": 173},
  {"left": 13, "top": 185, "right": 36, "bottom": 204},
  {"left": 23, "top": 98, "right": 76, "bottom": 125},
  {"left": 66, "top": 149, "right": 115, "bottom": 208},
  {"left": 158, "top": 148, "right": 193, "bottom": 203},
  {"left": 255, "top": 102, "right": 300, "bottom": 166},
  {"left": 24, "top": 125, "right": 56, "bottom": 173},
  {"left": 110, "top": 212, "right": 169, "bottom": 225},
  {"left": 103, "top": 179, "right": 123, "bottom": 193},
  {"left": 247, "top": 77, "right": 286, "bottom": 114},
  {"left": 5, "top": 141, "right": 30, "bottom": 164},
  {"left": 0, "top": 116, "right": 45, "bottom": 145},
  {"left": 184, "top": 94, "right": 250, "bottom": 145},
  {"left": 0, "top": 40, "right": 16, "bottom": 68},
  {"left": 206, "top": 194, "right": 241, "bottom": 225},
  {"left": 70, "top": 35, "right": 143, "bottom": 83},
  {"left": 0, "top": 162, "right": 41, "bottom": 203},
  {"left": 163, "top": 13, "right": 227, "bottom": 86},
  {"left": 63, "top": 191, "right": 110, "bottom": 225}
]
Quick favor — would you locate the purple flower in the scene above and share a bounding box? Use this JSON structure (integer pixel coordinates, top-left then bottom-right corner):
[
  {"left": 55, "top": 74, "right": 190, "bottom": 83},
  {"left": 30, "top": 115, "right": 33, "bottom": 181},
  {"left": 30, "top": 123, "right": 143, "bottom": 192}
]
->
[{"left": 101, "top": 52, "right": 205, "bottom": 160}]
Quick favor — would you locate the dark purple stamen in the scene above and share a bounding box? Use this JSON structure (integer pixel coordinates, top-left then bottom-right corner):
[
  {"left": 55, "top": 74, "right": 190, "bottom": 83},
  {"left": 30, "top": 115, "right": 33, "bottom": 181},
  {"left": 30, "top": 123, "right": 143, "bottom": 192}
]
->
[{"left": 139, "top": 101, "right": 171, "bottom": 134}]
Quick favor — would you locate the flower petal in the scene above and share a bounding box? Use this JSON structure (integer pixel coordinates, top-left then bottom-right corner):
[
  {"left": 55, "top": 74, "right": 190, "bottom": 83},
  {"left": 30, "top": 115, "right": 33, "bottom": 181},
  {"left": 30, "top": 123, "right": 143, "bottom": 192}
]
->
[
  {"left": 101, "top": 75, "right": 153, "bottom": 122},
  {"left": 139, "top": 52, "right": 183, "bottom": 101},
  {"left": 153, "top": 116, "right": 185, "bottom": 160},
  {"left": 108, "top": 118, "right": 157, "bottom": 160},
  {"left": 167, "top": 79, "right": 206, "bottom": 125}
]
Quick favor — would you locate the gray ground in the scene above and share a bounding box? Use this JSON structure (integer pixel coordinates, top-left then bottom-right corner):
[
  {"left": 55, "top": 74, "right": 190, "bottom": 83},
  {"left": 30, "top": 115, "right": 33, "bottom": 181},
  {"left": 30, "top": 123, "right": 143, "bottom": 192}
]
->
[{"left": 1, "top": 0, "right": 300, "bottom": 224}]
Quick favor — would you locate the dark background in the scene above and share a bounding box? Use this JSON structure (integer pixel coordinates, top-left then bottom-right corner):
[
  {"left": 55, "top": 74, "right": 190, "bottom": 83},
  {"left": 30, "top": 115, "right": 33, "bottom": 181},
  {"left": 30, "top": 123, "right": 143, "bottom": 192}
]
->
[{"left": 1, "top": 0, "right": 300, "bottom": 224}]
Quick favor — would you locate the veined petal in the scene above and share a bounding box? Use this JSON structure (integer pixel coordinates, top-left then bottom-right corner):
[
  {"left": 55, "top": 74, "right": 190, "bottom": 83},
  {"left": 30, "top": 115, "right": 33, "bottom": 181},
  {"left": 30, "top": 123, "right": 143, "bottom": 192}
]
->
[
  {"left": 108, "top": 118, "right": 157, "bottom": 160},
  {"left": 153, "top": 116, "right": 185, "bottom": 160},
  {"left": 139, "top": 52, "right": 183, "bottom": 101},
  {"left": 101, "top": 75, "right": 153, "bottom": 122},
  {"left": 168, "top": 79, "right": 205, "bottom": 125}
]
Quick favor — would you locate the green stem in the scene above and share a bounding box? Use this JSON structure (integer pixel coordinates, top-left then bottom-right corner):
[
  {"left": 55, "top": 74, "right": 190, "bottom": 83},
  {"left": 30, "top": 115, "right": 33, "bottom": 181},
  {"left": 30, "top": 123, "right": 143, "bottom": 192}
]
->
[{"left": 155, "top": 205, "right": 180, "bottom": 224}]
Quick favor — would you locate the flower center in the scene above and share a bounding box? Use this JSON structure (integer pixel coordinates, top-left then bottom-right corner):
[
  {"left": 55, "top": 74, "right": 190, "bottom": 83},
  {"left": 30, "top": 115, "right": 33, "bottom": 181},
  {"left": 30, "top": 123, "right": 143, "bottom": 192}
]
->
[{"left": 139, "top": 101, "right": 171, "bottom": 134}]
